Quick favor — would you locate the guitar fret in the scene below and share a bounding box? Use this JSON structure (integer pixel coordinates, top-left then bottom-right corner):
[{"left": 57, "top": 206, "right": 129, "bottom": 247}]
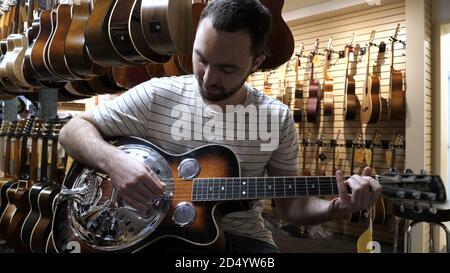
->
[
  {"left": 214, "top": 178, "right": 220, "bottom": 200},
  {"left": 193, "top": 180, "right": 198, "bottom": 201},
  {"left": 201, "top": 179, "right": 206, "bottom": 201},
  {"left": 219, "top": 178, "right": 225, "bottom": 200}
]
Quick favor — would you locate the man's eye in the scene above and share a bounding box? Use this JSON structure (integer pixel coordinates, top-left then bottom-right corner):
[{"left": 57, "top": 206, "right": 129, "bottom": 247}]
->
[{"left": 221, "top": 68, "right": 235, "bottom": 74}]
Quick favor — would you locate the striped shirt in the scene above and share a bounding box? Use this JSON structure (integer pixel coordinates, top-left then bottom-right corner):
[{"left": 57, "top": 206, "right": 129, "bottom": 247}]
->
[{"left": 89, "top": 75, "right": 299, "bottom": 247}]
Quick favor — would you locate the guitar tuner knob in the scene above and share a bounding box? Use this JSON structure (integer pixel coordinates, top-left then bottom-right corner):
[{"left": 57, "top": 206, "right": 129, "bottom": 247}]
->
[
  {"left": 389, "top": 168, "right": 398, "bottom": 175},
  {"left": 420, "top": 169, "right": 428, "bottom": 175},
  {"left": 428, "top": 205, "right": 437, "bottom": 215},
  {"left": 412, "top": 204, "right": 423, "bottom": 214},
  {"left": 404, "top": 169, "right": 414, "bottom": 174}
]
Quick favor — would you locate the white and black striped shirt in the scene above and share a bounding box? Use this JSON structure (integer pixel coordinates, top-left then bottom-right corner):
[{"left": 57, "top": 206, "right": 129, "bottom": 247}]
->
[{"left": 89, "top": 75, "right": 299, "bottom": 246}]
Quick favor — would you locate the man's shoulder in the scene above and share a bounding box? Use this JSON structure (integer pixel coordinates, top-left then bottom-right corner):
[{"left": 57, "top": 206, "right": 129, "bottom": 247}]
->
[{"left": 145, "top": 74, "right": 195, "bottom": 90}]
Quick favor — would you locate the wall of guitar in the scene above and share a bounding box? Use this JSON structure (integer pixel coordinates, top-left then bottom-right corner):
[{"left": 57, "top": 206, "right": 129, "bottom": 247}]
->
[{"left": 249, "top": 1, "right": 407, "bottom": 177}]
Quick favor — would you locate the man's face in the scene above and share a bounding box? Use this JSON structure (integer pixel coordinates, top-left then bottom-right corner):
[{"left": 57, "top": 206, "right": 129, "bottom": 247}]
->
[{"left": 193, "top": 18, "right": 260, "bottom": 101}]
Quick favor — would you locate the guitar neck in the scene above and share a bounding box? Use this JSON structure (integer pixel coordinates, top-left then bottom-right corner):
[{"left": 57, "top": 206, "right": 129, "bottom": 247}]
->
[{"left": 192, "top": 176, "right": 340, "bottom": 201}]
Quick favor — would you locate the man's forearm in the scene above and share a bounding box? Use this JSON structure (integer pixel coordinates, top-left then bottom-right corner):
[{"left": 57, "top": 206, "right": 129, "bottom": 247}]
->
[{"left": 59, "top": 116, "right": 123, "bottom": 174}]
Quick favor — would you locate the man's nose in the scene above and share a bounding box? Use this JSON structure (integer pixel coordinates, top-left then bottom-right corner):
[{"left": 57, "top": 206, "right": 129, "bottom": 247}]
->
[{"left": 203, "top": 66, "right": 218, "bottom": 86}]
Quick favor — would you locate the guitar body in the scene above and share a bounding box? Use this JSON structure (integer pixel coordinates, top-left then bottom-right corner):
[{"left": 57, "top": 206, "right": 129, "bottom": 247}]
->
[
  {"left": 361, "top": 75, "right": 381, "bottom": 124},
  {"left": 140, "top": 0, "right": 193, "bottom": 55},
  {"left": 389, "top": 67, "right": 403, "bottom": 120},
  {"left": 0, "top": 179, "right": 16, "bottom": 217},
  {"left": 5, "top": 34, "right": 34, "bottom": 92},
  {"left": 47, "top": 4, "right": 79, "bottom": 81},
  {"left": 112, "top": 66, "right": 151, "bottom": 90},
  {"left": 0, "top": 35, "right": 24, "bottom": 94},
  {"left": 30, "top": 10, "right": 65, "bottom": 83},
  {"left": 307, "top": 80, "right": 321, "bottom": 123},
  {"left": 30, "top": 184, "right": 60, "bottom": 253},
  {"left": 323, "top": 77, "right": 334, "bottom": 116},
  {"left": 85, "top": 0, "right": 133, "bottom": 67},
  {"left": 343, "top": 76, "right": 357, "bottom": 120},
  {"left": 23, "top": 19, "right": 46, "bottom": 88},
  {"left": 52, "top": 137, "right": 241, "bottom": 253},
  {"left": 6, "top": 182, "right": 31, "bottom": 252},
  {"left": 20, "top": 183, "right": 48, "bottom": 252},
  {"left": 109, "top": 0, "right": 170, "bottom": 65},
  {"left": 0, "top": 182, "right": 18, "bottom": 239},
  {"left": 259, "top": 0, "right": 294, "bottom": 70},
  {"left": 65, "top": 0, "right": 102, "bottom": 78}
]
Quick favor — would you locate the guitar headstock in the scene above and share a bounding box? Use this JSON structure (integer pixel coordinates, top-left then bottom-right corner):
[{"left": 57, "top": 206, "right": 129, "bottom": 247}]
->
[
  {"left": 353, "top": 130, "right": 364, "bottom": 147},
  {"left": 391, "top": 23, "right": 401, "bottom": 42},
  {"left": 392, "top": 131, "right": 404, "bottom": 149},
  {"left": 295, "top": 43, "right": 304, "bottom": 77},
  {"left": 31, "top": 119, "right": 43, "bottom": 138},
  {"left": 310, "top": 39, "right": 320, "bottom": 62},
  {"left": 372, "top": 130, "right": 382, "bottom": 148},
  {"left": 379, "top": 173, "right": 447, "bottom": 207},
  {"left": 331, "top": 130, "right": 341, "bottom": 148},
  {"left": 326, "top": 36, "right": 333, "bottom": 60},
  {"left": 0, "top": 121, "right": 10, "bottom": 137},
  {"left": 368, "top": 30, "right": 376, "bottom": 46}
]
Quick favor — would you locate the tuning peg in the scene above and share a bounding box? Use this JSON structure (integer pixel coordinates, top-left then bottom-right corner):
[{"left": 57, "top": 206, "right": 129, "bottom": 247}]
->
[
  {"left": 428, "top": 205, "right": 437, "bottom": 215},
  {"left": 389, "top": 168, "right": 398, "bottom": 175},
  {"left": 412, "top": 204, "right": 423, "bottom": 214},
  {"left": 420, "top": 169, "right": 428, "bottom": 175},
  {"left": 404, "top": 168, "right": 414, "bottom": 174}
]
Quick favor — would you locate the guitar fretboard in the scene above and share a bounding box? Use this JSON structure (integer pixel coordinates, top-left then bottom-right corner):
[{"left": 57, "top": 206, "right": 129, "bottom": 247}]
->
[{"left": 192, "top": 176, "right": 339, "bottom": 201}]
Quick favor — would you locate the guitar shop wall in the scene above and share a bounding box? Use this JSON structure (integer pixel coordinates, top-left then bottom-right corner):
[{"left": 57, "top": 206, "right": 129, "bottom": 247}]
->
[
  {"left": 254, "top": 1, "right": 407, "bottom": 177},
  {"left": 251, "top": 1, "right": 407, "bottom": 244}
]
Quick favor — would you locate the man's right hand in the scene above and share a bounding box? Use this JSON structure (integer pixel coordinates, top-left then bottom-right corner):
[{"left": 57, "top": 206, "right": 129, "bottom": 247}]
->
[{"left": 108, "top": 151, "right": 167, "bottom": 215}]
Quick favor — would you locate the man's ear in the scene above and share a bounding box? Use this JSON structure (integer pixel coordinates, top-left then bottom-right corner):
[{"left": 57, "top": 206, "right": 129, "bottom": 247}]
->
[{"left": 251, "top": 54, "right": 266, "bottom": 72}]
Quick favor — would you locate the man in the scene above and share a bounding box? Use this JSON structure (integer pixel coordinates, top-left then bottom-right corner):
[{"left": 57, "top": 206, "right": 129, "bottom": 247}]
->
[{"left": 59, "top": 0, "right": 382, "bottom": 253}]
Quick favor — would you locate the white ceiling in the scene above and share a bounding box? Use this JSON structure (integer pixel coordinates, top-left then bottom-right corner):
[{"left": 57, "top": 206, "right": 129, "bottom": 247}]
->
[{"left": 282, "top": 0, "right": 333, "bottom": 12}]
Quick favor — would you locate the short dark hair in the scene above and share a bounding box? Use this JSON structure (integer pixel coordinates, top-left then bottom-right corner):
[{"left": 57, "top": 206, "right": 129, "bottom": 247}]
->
[{"left": 200, "top": 0, "right": 272, "bottom": 58}]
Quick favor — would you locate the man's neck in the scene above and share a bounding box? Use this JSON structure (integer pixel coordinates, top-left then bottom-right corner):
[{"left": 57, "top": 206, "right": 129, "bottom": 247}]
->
[{"left": 203, "top": 84, "right": 248, "bottom": 111}]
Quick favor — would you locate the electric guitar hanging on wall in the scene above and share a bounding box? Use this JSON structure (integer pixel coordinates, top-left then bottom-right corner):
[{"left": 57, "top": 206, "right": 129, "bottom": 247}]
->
[{"left": 51, "top": 136, "right": 447, "bottom": 253}]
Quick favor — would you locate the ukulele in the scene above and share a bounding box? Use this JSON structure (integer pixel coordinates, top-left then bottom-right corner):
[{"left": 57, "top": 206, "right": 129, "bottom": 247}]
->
[
  {"left": 51, "top": 136, "right": 447, "bottom": 253},
  {"left": 323, "top": 37, "right": 334, "bottom": 116},
  {"left": 361, "top": 30, "right": 382, "bottom": 124},
  {"left": 306, "top": 39, "right": 321, "bottom": 123},
  {"left": 388, "top": 24, "right": 404, "bottom": 120},
  {"left": 343, "top": 34, "right": 358, "bottom": 120}
]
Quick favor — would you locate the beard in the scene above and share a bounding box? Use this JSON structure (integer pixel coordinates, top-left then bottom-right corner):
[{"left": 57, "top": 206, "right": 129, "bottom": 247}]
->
[{"left": 195, "top": 71, "right": 251, "bottom": 102}]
